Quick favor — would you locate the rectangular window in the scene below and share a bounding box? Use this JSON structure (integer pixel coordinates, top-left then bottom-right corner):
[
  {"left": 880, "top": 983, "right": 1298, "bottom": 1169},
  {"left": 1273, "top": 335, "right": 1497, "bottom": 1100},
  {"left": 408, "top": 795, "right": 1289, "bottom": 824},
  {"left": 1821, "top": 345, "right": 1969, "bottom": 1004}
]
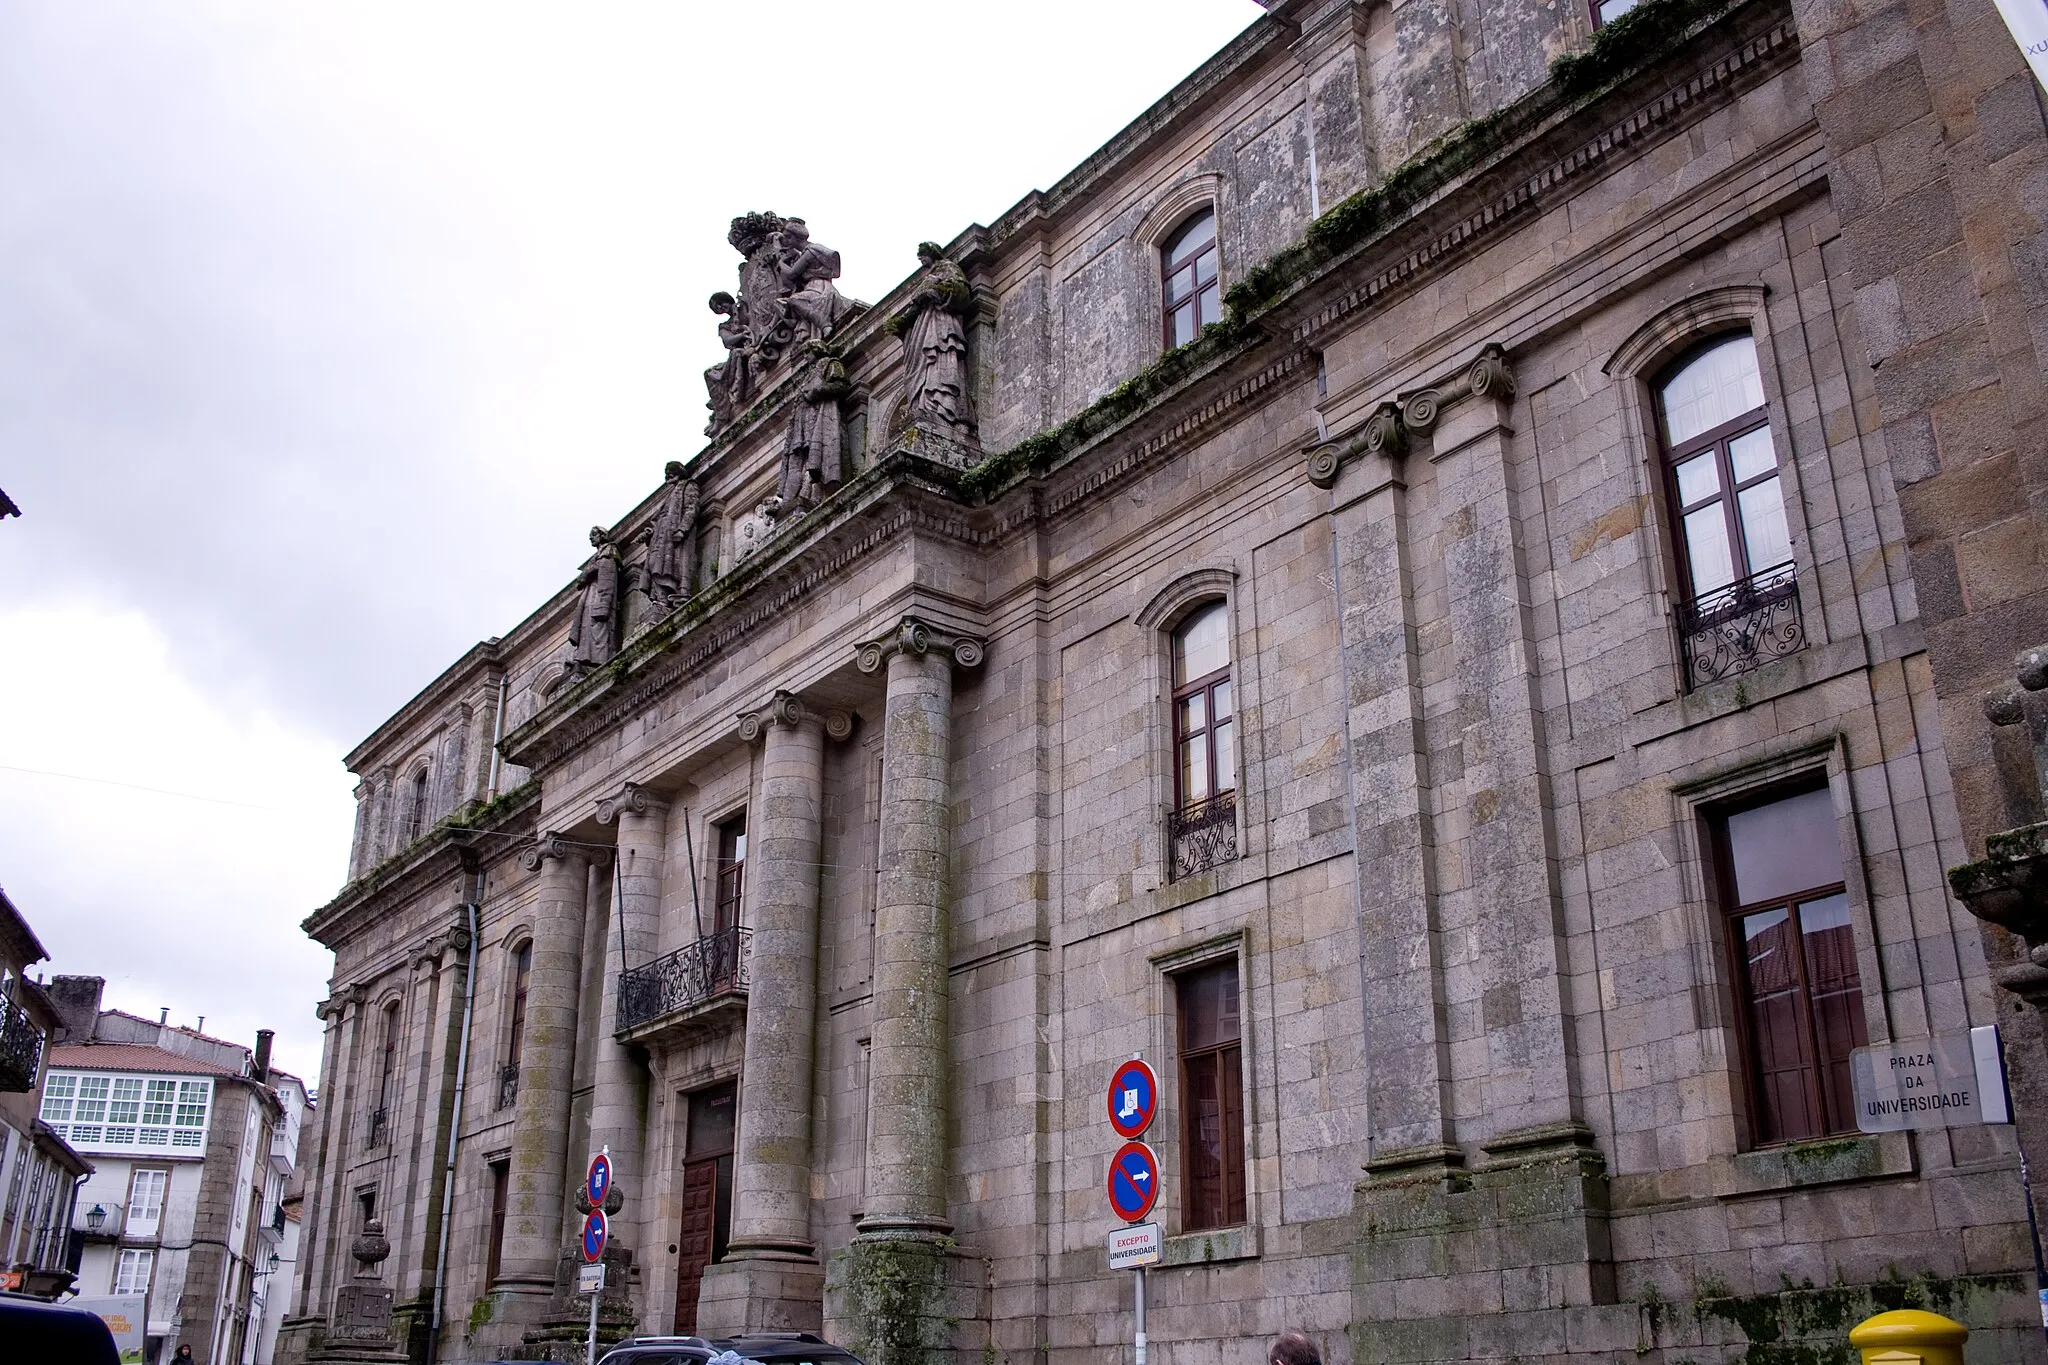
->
[
  {"left": 1715, "top": 785, "right": 1866, "bottom": 1144},
  {"left": 715, "top": 815, "right": 747, "bottom": 936},
  {"left": 46, "top": 1073, "right": 212, "bottom": 1153},
  {"left": 1176, "top": 958, "right": 1245, "bottom": 1231},
  {"left": 114, "top": 1248, "right": 154, "bottom": 1296},
  {"left": 127, "top": 1169, "right": 168, "bottom": 1238},
  {"left": 486, "top": 1160, "right": 510, "bottom": 1285}
]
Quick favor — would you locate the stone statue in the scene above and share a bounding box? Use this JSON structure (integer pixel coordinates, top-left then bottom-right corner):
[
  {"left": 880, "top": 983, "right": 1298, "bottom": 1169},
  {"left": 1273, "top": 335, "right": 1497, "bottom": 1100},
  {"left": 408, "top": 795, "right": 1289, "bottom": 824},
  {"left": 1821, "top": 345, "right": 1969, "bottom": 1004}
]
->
[
  {"left": 703, "top": 292, "right": 751, "bottom": 434},
  {"left": 568, "top": 526, "right": 622, "bottom": 671},
  {"left": 768, "top": 342, "right": 851, "bottom": 523},
  {"left": 889, "top": 241, "right": 977, "bottom": 440},
  {"left": 642, "top": 461, "right": 701, "bottom": 608},
  {"left": 704, "top": 211, "right": 862, "bottom": 435}
]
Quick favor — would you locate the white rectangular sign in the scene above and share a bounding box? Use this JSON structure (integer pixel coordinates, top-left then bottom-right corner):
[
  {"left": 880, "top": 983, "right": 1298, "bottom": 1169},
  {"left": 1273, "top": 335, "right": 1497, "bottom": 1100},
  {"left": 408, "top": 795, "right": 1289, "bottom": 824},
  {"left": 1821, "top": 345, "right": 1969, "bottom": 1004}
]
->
[
  {"left": 577, "top": 1262, "right": 607, "bottom": 1295},
  {"left": 72, "top": 1295, "right": 147, "bottom": 1363},
  {"left": 1851, "top": 1025, "right": 2009, "bottom": 1133},
  {"left": 1993, "top": 0, "right": 2048, "bottom": 92},
  {"left": 1108, "top": 1221, "right": 1162, "bottom": 1270}
]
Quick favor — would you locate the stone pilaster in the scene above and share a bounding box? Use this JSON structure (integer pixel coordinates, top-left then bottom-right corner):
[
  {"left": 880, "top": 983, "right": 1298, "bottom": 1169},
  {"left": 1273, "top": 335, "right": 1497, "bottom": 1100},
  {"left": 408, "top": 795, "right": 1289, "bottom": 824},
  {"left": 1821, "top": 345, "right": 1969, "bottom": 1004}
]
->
[
  {"left": 497, "top": 834, "right": 589, "bottom": 1312},
  {"left": 699, "top": 692, "right": 850, "bottom": 1335},
  {"left": 590, "top": 783, "right": 665, "bottom": 1260},
  {"left": 828, "top": 619, "right": 983, "bottom": 1365},
  {"left": 1292, "top": 0, "right": 1377, "bottom": 210}
]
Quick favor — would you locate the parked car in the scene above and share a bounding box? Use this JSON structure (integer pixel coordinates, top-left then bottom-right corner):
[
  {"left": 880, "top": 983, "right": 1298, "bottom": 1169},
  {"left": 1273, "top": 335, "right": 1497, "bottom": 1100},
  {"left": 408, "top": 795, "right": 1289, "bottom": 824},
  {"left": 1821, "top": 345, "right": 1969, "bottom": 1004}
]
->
[
  {"left": 0, "top": 1291, "right": 122, "bottom": 1365},
  {"left": 598, "top": 1331, "right": 867, "bottom": 1365}
]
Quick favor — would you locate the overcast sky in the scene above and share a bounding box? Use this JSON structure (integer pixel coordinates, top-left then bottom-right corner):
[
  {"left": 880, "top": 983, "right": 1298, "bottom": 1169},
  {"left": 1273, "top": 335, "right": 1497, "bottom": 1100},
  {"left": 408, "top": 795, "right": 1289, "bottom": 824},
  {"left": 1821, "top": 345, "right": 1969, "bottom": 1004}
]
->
[{"left": 0, "top": 2, "right": 1263, "bottom": 1084}]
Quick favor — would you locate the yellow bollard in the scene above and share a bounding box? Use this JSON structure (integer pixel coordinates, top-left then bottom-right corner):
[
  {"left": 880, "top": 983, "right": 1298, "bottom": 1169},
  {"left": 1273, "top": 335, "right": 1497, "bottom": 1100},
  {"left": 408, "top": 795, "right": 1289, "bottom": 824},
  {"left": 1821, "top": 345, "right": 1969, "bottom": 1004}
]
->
[{"left": 1848, "top": 1309, "right": 1969, "bottom": 1365}]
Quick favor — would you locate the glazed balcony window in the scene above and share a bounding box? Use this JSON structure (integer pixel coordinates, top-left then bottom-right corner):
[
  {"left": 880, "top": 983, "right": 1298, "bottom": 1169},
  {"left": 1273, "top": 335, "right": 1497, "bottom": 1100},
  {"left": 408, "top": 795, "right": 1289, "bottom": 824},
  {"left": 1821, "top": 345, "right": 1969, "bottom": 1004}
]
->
[
  {"left": 1176, "top": 958, "right": 1245, "bottom": 1231},
  {"left": 1658, "top": 334, "right": 1805, "bottom": 687}
]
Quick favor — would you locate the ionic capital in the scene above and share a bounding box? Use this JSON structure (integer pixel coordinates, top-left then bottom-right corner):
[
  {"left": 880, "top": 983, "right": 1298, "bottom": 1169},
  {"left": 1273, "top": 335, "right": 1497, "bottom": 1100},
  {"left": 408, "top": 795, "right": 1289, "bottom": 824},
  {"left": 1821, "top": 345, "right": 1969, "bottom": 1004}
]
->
[
  {"left": 1306, "top": 342, "right": 1514, "bottom": 489},
  {"left": 518, "top": 831, "right": 576, "bottom": 872},
  {"left": 596, "top": 781, "right": 667, "bottom": 826},
  {"left": 736, "top": 690, "right": 853, "bottom": 742},
  {"left": 854, "top": 617, "right": 985, "bottom": 675}
]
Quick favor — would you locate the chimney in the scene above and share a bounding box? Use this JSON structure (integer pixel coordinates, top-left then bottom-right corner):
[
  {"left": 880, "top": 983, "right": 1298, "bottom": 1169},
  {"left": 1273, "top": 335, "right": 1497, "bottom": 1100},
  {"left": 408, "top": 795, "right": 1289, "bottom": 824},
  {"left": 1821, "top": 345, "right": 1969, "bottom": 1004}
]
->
[
  {"left": 48, "top": 976, "right": 105, "bottom": 1043},
  {"left": 253, "top": 1029, "right": 274, "bottom": 1084},
  {"left": 159, "top": 1008, "right": 168, "bottom": 1025}
]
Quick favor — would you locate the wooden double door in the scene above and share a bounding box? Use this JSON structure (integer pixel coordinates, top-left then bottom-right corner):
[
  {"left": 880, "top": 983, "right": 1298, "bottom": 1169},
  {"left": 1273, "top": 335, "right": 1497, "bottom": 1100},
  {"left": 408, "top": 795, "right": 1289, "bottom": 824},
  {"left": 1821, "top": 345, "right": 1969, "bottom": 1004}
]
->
[{"left": 672, "top": 1081, "right": 736, "bottom": 1334}]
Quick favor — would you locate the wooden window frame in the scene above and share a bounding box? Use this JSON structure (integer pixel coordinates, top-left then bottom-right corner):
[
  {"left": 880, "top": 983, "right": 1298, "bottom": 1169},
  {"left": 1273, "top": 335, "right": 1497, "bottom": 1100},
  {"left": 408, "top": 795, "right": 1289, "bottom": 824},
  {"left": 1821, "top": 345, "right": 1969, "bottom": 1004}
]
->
[
  {"left": 1710, "top": 785, "right": 1865, "bottom": 1146},
  {"left": 1160, "top": 208, "right": 1222, "bottom": 350},
  {"left": 506, "top": 943, "right": 532, "bottom": 1069},
  {"left": 1170, "top": 604, "right": 1234, "bottom": 814},
  {"left": 1174, "top": 957, "right": 1246, "bottom": 1232},
  {"left": 485, "top": 1158, "right": 510, "bottom": 1285},
  {"left": 1656, "top": 335, "right": 1783, "bottom": 606},
  {"left": 714, "top": 814, "right": 747, "bottom": 937}
]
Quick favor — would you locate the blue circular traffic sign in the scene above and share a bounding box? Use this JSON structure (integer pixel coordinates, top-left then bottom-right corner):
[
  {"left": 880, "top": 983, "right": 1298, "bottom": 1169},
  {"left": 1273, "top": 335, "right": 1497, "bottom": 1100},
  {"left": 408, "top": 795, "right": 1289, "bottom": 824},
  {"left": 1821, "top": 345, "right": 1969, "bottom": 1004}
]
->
[
  {"left": 1106, "top": 1140, "right": 1161, "bottom": 1222},
  {"left": 581, "top": 1210, "right": 608, "bottom": 1263},
  {"left": 586, "top": 1152, "right": 612, "bottom": 1209},
  {"left": 1107, "top": 1059, "right": 1159, "bottom": 1140}
]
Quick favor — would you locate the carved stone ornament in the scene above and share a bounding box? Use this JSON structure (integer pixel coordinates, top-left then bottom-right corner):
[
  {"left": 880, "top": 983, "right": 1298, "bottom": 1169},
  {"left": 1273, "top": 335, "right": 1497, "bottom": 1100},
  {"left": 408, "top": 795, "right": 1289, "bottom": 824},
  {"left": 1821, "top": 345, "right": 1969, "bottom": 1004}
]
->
[
  {"left": 1950, "top": 645, "right": 2048, "bottom": 1009},
  {"left": 641, "top": 462, "right": 702, "bottom": 611},
  {"left": 568, "top": 526, "right": 623, "bottom": 671},
  {"left": 704, "top": 212, "right": 861, "bottom": 436},
  {"left": 352, "top": 1218, "right": 392, "bottom": 1278},
  {"left": 853, "top": 617, "right": 986, "bottom": 675},
  {"left": 768, "top": 341, "right": 853, "bottom": 524},
  {"left": 887, "top": 242, "right": 978, "bottom": 443},
  {"left": 736, "top": 690, "right": 853, "bottom": 742},
  {"left": 518, "top": 831, "right": 574, "bottom": 872},
  {"left": 729, "top": 500, "right": 776, "bottom": 566},
  {"left": 1305, "top": 343, "right": 1515, "bottom": 489},
  {"left": 596, "top": 781, "right": 665, "bottom": 826}
]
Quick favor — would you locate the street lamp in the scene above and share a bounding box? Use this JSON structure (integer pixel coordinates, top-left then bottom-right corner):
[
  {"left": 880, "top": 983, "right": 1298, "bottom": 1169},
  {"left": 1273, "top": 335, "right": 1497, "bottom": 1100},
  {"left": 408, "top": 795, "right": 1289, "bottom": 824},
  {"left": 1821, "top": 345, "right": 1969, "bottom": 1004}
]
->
[{"left": 85, "top": 1204, "right": 106, "bottom": 1233}]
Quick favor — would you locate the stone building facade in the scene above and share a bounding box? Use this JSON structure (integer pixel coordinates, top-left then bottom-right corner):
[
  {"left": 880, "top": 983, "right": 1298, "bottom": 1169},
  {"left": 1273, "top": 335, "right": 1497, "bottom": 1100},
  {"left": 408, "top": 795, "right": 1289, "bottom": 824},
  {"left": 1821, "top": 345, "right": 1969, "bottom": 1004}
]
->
[{"left": 284, "top": 1, "right": 2048, "bottom": 1362}]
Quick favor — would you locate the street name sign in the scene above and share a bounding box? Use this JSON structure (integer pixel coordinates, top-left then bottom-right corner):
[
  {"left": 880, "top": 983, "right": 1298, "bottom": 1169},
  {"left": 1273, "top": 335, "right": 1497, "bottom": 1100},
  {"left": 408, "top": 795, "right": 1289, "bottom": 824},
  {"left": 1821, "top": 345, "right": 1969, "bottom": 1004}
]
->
[
  {"left": 1108, "top": 1059, "right": 1159, "bottom": 1140},
  {"left": 577, "top": 1263, "right": 606, "bottom": 1295},
  {"left": 1107, "top": 1222, "right": 1163, "bottom": 1270},
  {"left": 1851, "top": 1025, "right": 2009, "bottom": 1133}
]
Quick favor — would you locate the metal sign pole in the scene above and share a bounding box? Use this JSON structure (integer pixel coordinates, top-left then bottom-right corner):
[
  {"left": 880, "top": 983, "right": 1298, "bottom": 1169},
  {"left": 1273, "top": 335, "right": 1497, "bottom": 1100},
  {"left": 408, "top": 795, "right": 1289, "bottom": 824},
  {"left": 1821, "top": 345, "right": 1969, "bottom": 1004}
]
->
[
  {"left": 1135, "top": 1265, "right": 1148, "bottom": 1365},
  {"left": 587, "top": 1284, "right": 600, "bottom": 1365}
]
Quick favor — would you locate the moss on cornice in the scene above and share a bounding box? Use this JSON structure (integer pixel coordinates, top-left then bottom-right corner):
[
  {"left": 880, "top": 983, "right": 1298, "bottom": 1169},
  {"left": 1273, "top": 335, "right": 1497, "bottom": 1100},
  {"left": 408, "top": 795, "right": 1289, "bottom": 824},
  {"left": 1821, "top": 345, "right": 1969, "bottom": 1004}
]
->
[{"left": 957, "top": 0, "right": 1759, "bottom": 507}]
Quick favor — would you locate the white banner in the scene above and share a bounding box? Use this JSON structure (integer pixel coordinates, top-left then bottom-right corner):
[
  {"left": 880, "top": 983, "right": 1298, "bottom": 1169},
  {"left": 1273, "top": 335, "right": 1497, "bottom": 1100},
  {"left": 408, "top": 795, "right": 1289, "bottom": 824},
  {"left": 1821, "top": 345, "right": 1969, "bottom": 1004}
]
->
[{"left": 1993, "top": 0, "right": 2048, "bottom": 91}]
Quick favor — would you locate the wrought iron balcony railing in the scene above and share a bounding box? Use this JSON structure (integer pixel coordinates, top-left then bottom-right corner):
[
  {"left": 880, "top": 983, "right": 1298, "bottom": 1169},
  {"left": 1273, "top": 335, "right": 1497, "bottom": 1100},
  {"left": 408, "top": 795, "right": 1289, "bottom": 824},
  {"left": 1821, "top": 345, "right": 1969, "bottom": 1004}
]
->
[
  {"left": 617, "top": 926, "right": 751, "bottom": 1034},
  {"left": 1170, "top": 791, "right": 1239, "bottom": 881},
  {"left": 495, "top": 1064, "right": 520, "bottom": 1112},
  {"left": 1677, "top": 564, "right": 1806, "bottom": 689},
  {"left": 0, "top": 995, "right": 46, "bottom": 1093}
]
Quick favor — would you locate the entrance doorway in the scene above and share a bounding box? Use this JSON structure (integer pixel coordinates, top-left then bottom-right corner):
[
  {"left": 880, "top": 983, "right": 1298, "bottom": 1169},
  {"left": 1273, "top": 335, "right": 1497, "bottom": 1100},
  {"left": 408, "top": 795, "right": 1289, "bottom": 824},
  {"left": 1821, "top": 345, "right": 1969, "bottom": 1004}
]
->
[{"left": 673, "top": 1079, "right": 736, "bottom": 1333}]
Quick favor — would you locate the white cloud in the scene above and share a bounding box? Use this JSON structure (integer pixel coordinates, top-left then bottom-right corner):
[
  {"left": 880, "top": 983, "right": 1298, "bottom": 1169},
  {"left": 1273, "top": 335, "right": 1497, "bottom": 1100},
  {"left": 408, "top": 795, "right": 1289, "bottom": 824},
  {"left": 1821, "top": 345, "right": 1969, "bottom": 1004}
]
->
[
  {"left": 0, "top": 602, "right": 353, "bottom": 1082},
  {"left": 0, "top": 1, "right": 1264, "bottom": 1088}
]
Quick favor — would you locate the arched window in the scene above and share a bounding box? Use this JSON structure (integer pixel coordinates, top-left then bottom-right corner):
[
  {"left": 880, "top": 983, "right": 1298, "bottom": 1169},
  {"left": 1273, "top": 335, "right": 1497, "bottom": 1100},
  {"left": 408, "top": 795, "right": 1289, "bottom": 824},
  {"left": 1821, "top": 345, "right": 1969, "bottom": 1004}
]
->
[
  {"left": 1161, "top": 209, "right": 1221, "bottom": 349},
  {"left": 1168, "top": 601, "right": 1238, "bottom": 879},
  {"left": 404, "top": 766, "right": 431, "bottom": 843},
  {"left": 1658, "top": 334, "right": 1791, "bottom": 605},
  {"left": 368, "top": 1002, "right": 398, "bottom": 1147}
]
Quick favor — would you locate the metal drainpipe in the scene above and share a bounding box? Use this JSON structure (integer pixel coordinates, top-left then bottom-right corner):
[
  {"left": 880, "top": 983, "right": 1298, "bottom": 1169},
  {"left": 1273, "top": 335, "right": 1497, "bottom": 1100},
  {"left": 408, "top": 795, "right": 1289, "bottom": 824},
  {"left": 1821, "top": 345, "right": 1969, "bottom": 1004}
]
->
[{"left": 426, "top": 891, "right": 481, "bottom": 1365}]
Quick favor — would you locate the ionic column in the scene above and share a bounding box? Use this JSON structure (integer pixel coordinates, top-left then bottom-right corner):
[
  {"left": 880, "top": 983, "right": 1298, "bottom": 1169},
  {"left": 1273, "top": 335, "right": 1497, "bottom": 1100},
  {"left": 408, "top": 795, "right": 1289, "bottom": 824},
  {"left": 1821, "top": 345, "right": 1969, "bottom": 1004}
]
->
[
  {"left": 854, "top": 619, "right": 983, "bottom": 1237},
  {"left": 591, "top": 783, "right": 667, "bottom": 1255},
  {"left": 498, "top": 833, "right": 589, "bottom": 1296},
  {"left": 699, "top": 692, "right": 849, "bottom": 1335}
]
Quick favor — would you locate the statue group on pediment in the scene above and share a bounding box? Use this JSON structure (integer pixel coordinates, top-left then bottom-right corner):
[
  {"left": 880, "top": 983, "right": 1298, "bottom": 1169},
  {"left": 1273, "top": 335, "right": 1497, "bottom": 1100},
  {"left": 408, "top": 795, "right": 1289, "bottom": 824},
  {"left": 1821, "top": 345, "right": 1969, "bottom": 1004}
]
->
[{"left": 704, "top": 211, "right": 860, "bottom": 435}]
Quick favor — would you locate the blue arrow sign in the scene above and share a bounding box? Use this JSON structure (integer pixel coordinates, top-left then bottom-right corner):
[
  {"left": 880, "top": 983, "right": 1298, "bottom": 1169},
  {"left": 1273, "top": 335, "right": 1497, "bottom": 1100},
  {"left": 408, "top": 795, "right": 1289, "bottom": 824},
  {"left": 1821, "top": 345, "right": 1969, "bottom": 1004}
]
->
[
  {"left": 1106, "top": 1140, "right": 1161, "bottom": 1222},
  {"left": 581, "top": 1210, "right": 608, "bottom": 1263},
  {"left": 1107, "top": 1059, "right": 1159, "bottom": 1140}
]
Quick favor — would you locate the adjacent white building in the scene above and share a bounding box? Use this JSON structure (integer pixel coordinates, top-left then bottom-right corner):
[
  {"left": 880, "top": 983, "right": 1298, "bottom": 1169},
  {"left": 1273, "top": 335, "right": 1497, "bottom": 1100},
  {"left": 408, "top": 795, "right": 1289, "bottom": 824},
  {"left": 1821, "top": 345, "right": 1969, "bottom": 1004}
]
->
[{"left": 47, "top": 978, "right": 303, "bottom": 1365}]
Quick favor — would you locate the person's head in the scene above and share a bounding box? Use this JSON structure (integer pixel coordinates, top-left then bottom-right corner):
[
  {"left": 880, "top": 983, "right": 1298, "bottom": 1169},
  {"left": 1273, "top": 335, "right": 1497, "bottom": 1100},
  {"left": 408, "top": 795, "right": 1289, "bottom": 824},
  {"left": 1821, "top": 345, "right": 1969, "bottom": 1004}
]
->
[
  {"left": 174, "top": 1348, "right": 193, "bottom": 1360},
  {"left": 1269, "top": 1333, "right": 1320, "bottom": 1365}
]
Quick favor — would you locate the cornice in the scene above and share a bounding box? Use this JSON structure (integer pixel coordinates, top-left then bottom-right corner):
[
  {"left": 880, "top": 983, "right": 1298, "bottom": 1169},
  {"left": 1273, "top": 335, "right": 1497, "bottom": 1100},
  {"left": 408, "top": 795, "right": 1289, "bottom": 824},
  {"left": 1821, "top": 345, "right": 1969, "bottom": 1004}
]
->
[
  {"left": 344, "top": 637, "right": 506, "bottom": 774},
  {"left": 302, "top": 782, "right": 539, "bottom": 949}
]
